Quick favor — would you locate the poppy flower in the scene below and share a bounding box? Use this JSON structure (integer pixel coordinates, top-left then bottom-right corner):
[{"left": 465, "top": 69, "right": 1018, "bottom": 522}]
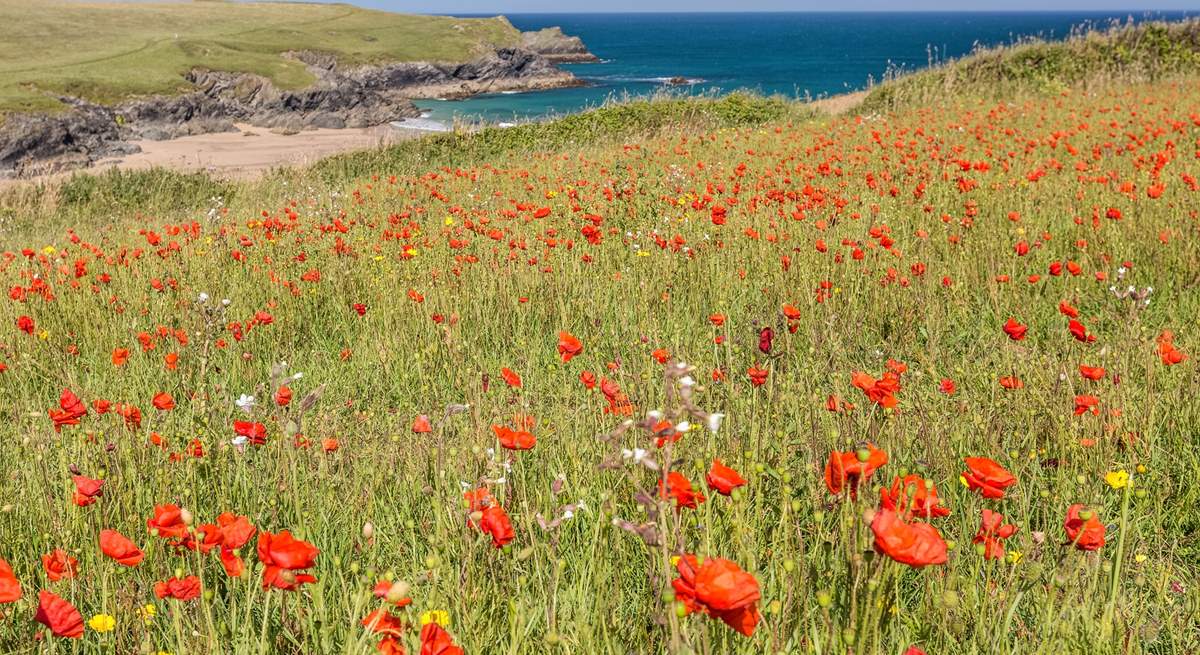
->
[
  {"left": 41, "top": 550, "right": 78, "bottom": 581},
  {"left": 747, "top": 365, "right": 769, "bottom": 387},
  {"left": 851, "top": 370, "right": 901, "bottom": 408},
  {"left": 34, "top": 590, "right": 84, "bottom": 638},
  {"left": 274, "top": 386, "right": 293, "bottom": 406},
  {"left": 71, "top": 475, "right": 103, "bottom": 507},
  {"left": 938, "top": 378, "right": 956, "bottom": 395},
  {"left": 49, "top": 388, "right": 87, "bottom": 432},
  {"left": 705, "top": 459, "right": 747, "bottom": 496},
  {"left": 420, "top": 622, "right": 465, "bottom": 655},
  {"left": 557, "top": 331, "right": 583, "bottom": 362},
  {"left": 480, "top": 504, "right": 515, "bottom": 548},
  {"left": 708, "top": 313, "right": 726, "bottom": 327},
  {"left": 825, "top": 444, "right": 887, "bottom": 498},
  {"left": 99, "top": 529, "right": 144, "bottom": 567},
  {"left": 880, "top": 474, "right": 950, "bottom": 519},
  {"left": 198, "top": 512, "right": 257, "bottom": 554},
  {"left": 757, "top": 327, "right": 774, "bottom": 354},
  {"left": 671, "top": 554, "right": 761, "bottom": 636},
  {"left": 363, "top": 609, "right": 405, "bottom": 637},
  {"left": 492, "top": 424, "right": 535, "bottom": 450},
  {"left": 500, "top": 367, "right": 522, "bottom": 388},
  {"left": 1002, "top": 318, "right": 1028, "bottom": 341},
  {"left": 1073, "top": 394, "right": 1100, "bottom": 416},
  {"left": 659, "top": 471, "right": 706, "bottom": 509},
  {"left": 152, "top": 392, "right": 175, "bottom": 411},
  {"left": 0, "top": 558, "right": 21, "bottom": 603},
  {"left": 1078, "top": 365, "right": 1106, "bottom": 381},
  {"left": 972, "top": 509, "right": 1018, "bottom": 559},
  {"left": 1063, "top": 504, "right": 1106, "bottom": 550},
  {"left": 651, "top": 348, "right": 670, "bottom": 364},
  {"left": 1058, "top": 300, "right": 1080, "bottom": 318},
  {"left": 999, "top": 375, "right": 1023, "bottom": 390},
  {"left": 257, "top": 530, "right": 319, "bottom": 590},
  {"left": 16, "top": 315, "right": 34, "bottom": 335},
  {"left": 412, "top": 415, "right": 432, "bottom": 433},
  {"left": 233, "top": 420, "right": 268, "bottom": 446},
  {"left": 147, "top": 504, "right": 189, "bottom": 541},
  {"left": 962, "top": 457, "right": 1017, "bottom": 499},
  {"left": 1157, "top": 331, "right": 1187, "bottom": 365},
  {"left": 870, "top": 508, "right": 948, "bottom": 567},
  {"left": 1068, "top": 319, "right": 1096, "bottom": 343},
  {"left": 112, "top": 348, "right": 130, "bottom": 366},
  {"left": 579, "top": 370, "right": 597, "bottom": 389},
  {"left": 154, "top": 576, "right": 201, "bottom": 601}
]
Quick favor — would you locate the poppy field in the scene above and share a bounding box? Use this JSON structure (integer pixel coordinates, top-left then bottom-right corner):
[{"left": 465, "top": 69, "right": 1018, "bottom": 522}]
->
[{"left": 0, "top": 77, "right": 1199, "bottom": 654}]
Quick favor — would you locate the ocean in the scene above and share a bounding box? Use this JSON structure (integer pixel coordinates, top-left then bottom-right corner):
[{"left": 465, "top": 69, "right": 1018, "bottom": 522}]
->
[{"left": 411, "top": 11, "right": 1194, "bottom": 124}]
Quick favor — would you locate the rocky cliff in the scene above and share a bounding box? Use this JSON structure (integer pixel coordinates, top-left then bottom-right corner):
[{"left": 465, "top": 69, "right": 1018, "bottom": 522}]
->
[
  {"left": 0, "top": 30, "right": 596, "bottom": 178},
  {"left": 521, "top": 27, "right": 599, "bottom": 63}
]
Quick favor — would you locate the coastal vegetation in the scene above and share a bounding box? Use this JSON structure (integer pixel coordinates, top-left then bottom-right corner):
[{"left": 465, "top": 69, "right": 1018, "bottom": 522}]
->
[{"left": 0, "top": 14, "right": 1198, "bottom": 655}]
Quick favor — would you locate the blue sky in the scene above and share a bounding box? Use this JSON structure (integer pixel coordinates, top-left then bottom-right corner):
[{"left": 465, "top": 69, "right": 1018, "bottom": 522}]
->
[{"left": 335, "top": 1, "right": 1198, "bottom": 14}]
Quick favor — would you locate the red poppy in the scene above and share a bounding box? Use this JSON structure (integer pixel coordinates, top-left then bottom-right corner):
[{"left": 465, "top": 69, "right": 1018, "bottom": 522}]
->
[
  {"left": 758, "top": 327, "right": 774, "bottom": 354},
  {"left": 938, "top": 378, "right": 956, "bottom": 395},
  {"left": 275, "top": 386, "right": 293, "bottom": 406},
  {"left": 99, "top": 529, "right": 144, "bottom": 567},
  {"left": 112, "top": 347, "right": 130, "bottom": 366},
  {"left": 362, "top": 609, "right": 405, "bottom": 637},
  {"left": 1068, "top": 319, "right": 1096, "bottom": 343},
  {"left": 41, "top": 550, "right": 78, "bottom": 581},
  {"left": 747, "top": 365, "right": 769, "bottom": 387},
  {"left": 154, "top": 575, "right": 202, "bottom": 601},
  {"left": 1078, "top": 365, "right": 1106, "bottom": 381},
  {"left": 870, "top": 508, "right": 948, "bottom": 567},
  {"left": 71, "top": 475, "right": 103, "bottom": 507},
  {"left": 492, "top": 424, "right": 535, "bottom": 450},
  {"left": 579, "top": 370, "right": 597, "bottom": 389},
  {"left": 378, "top": 635, "right": 406, "bottom": 655},
  {"left": 851, "top": 370, "right": 901, "bottom": 408},
  {"left": 412, "top": 415, "right": 432, "bottom": 433},
  {"left": 824, "top": 444, "right": 887, "bottom": 498},
  {"left": 1002, "top": 318, "right": 1028, "bottom": 341},
  {"left": 16, "top": 315, "right": 34, "bottom": 335},
  {"left": 972, "top": 509, "right": 1018, "bottom": 559},
  {"left": 1058, "top": 300, "right": 1080, "bottom": 318},
  {"left": 1073, "top": 394, "right": 1100, "bottom": 416},
  {"left": 152, "top": 392, "right": 175, "bottom": 411},
  {"left": 233, "top": 420, "right": 268, "bottom": 446},
  {"left": 651, "top": 348, "right": 670, "bottom": 364},
  {"left": 34, "top": 590, "right": 84, "bottom": 638},
  {"left": 49, "top": 388, "right": 87, "bottom": 432},
  {"left": 500, "top": 367, "right": 522, "bottom": 388},
  {"left": 147, "top": 504, "right": 189, "bottom": 540},
  {"left": 659, "top": 471, "right": 706, "bottom": 509},
  {"left": 999, "top": 375, "right": 1023, "bottom": 390},
  {"left": 962, "top": 457, "right": 1017, "bottom": 499},
  {"left": 671, "top": 554, "right": 761, "bottom": 636},
  {"left": 257, "top": 530, "right": 319, "bottom": 590},
  {"left": 482, "top": 504, "right": 516, "bottom": 548},
  {"left": 708, "top": 313, "right": 726, "bottom": 327},
  {"left": 0, "top": 558, "right": 21, "bottom": 603},
  {"left": 1157, "top": 331, "right": 1187, "bottom": 365},
  {"left": 880, "top": 474, "right": 950, "bottom": 519},
  {"left": 557, "top": 331, "right": 583, "bottom": 362},
  {"left": 1063, "top": 504, "right": 1106, "bottom": 551},
  {"left": 705, "top": 459, "right": 747, "bottom": 496},
  {"left": 198, "top": 512, "right": 257, "bottom": 554},
  {"left": 420, "top": 622, "right": 465, "bottom": 655}
]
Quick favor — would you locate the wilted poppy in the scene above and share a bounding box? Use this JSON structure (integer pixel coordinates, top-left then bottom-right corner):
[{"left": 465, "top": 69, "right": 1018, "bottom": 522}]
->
[
  {"left": 154, "top": 576, "right": 201, "bottom": 601},
  {"left": 880, "top": 474, "right": 950, "bottom": 519},
  {"left": 1063, "top": 504, "right": 1106, "bottom": 551},
  {"left": 825, "top": 444, "right": 887, "bottom": 498},
  {"left": 41, "top": 550, "right": 78, "bottom": 582},
  {"left": 659, "top": 471, "right": 706, "bottom": 509},
  {"left": 972, "top": 509, "right": 1018, "bottom": 559}
]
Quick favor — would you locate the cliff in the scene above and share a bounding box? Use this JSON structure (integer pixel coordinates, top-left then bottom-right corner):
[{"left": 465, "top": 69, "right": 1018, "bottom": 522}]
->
[{"left": 521, "top": 27, "right": 600, "bottom": 63}]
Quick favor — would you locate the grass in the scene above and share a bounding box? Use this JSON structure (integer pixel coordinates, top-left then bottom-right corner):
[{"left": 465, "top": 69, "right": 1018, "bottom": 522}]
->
[
  {"left": 859, "top": 18, "right": 1200, "bottom": 114},
  {"left": 0, "top": 1, "right": 521, "bottom": 114},
  {"left": 0, "top": 21, "right": 1198, "bottom": 655}
]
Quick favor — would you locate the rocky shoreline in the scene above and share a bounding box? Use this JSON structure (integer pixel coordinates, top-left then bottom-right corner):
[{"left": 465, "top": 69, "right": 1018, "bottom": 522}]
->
[{"left": 0, "top": 29, "right": 594, "bottom": 178}]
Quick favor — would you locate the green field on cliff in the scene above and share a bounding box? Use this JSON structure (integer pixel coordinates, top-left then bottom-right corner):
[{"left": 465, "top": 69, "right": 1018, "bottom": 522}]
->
[{"left": 0, "top": 1, "right": 521, "bottom": 115}]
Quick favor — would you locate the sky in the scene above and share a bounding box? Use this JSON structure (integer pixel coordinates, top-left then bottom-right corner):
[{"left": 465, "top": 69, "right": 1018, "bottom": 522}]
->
[{"left": 328, "top": 1, "right": 1199, "bottom": 14}]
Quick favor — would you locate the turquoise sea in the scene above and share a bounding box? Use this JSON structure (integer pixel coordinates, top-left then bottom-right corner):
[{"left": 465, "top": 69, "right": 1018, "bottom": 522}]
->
[{"left": 412, "top": 11, "right": 1194, "bottom": 124}]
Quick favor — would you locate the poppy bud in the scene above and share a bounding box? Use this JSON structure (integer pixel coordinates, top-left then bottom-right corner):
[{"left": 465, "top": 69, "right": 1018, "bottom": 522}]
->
[
  {"left": 855, "top": 447, "right": 871, "bottom": 462},
  {"left": 179, "top": 508, "right": 193, "bottom": 526},
  {"left": 362, "top": 522, "right": 375, "bottom": 540},
  {"left": 816, "top": 590, "right": 832, "bottom": 607},
  {"left": 424, "top": 554, "right": 440, "bottom": 569},
  {"left": 469, "top": 510, "right": 483, "bottom": 523},
  {"left": 385, "top": 581, "right": 410, "bottom": 604},
  {"left": 1077, "top": 509, "right": 1093, "bottom": 520},
  {"left": 674, "top": 602, "right": 688, "bottom": 618}
]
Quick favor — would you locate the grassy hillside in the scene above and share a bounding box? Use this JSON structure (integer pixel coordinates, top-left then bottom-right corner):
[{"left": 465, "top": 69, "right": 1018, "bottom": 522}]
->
[
  {"left": 0, "top": 18, "right": 1197, "bottom": 655},
  {"left": 0, "top": 1, "right": 521, "bottom": 115},
  {"left": 860, "top": 18, "right": 1200, "bottom": 113}
]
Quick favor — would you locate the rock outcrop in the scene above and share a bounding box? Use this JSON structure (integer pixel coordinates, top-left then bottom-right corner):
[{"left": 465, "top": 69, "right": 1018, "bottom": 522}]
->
[
  {"left": 0, "top": 30, "right": 594, "bottom": 178},
  {"left": 520, "top": 27, "right": 599, "bottom": 63}
]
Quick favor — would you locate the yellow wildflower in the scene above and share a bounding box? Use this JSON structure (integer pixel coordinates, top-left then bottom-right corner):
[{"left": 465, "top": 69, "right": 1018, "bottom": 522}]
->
[
  {"left": 420, "top": 610, "right": 450, "bottom": 627},
  {"left": 1104, "top": 470, "right": 1129, "bottom": 490},
  {"left": 88, "top": 614, "right": 116, "bottom": 632}
]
